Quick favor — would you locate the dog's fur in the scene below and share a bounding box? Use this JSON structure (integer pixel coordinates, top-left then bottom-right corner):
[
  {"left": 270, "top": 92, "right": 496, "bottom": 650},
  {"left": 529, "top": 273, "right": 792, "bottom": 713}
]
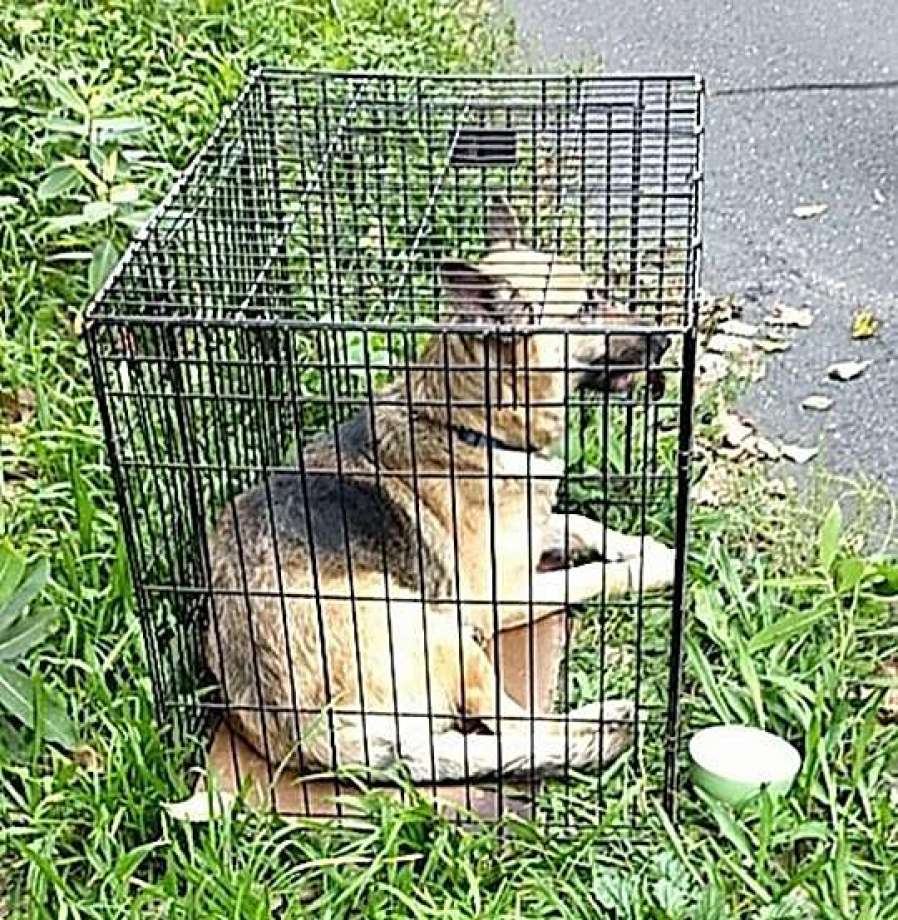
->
[{"left": 206, "top": 198, "right": 675, "bottom": 783}]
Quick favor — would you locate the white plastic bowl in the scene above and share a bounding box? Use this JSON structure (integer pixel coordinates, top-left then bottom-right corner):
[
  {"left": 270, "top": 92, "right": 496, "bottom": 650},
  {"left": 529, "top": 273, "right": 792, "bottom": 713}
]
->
[{"left": 689, "top": 724, "right": 802, "bottom": 805}]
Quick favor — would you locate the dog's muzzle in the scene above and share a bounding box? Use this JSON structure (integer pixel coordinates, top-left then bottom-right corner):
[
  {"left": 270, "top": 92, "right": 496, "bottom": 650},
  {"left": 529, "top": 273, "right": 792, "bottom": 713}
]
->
[{"left": 579, "top": 332, "right": 671, "bottom": 398}]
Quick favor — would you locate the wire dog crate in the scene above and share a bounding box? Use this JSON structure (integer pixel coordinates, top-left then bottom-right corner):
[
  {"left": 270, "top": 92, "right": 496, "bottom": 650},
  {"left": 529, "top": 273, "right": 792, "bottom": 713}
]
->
[{"left": 86, "top": 68, "right": 703, "bottom": 826}]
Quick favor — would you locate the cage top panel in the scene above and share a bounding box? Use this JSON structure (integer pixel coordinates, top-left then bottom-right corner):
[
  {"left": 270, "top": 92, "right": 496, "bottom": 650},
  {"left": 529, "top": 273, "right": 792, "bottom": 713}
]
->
[
  {"left": 89, "top": 69, "right": 703, "bottom": 330},
  {"left": 258, "top": 67, "right": 703, "bottom": 105}
]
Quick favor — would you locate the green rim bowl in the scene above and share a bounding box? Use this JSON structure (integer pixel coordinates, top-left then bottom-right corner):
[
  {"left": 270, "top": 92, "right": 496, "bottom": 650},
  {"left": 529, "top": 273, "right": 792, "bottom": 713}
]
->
[{"left": 689, "top": 725, "right": 802, "bottom": 806}]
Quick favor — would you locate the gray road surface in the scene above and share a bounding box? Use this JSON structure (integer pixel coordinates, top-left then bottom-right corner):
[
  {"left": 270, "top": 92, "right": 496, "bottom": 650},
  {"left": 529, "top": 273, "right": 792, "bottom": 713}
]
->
[{"left": 511, "top": 0, "right": 897, "bottom": 492}]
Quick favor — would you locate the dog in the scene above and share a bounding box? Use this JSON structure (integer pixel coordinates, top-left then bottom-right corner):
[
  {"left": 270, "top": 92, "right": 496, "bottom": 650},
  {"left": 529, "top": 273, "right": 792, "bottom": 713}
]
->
[{"left": 205, "top": 196, "right": 675, "bottom": 784}]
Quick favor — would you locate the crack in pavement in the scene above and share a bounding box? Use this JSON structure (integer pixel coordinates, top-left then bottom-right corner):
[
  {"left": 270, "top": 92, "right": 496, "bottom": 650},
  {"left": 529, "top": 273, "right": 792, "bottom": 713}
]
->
[{"left": 713, "top": 78, "right": 898, "bottom": 98}]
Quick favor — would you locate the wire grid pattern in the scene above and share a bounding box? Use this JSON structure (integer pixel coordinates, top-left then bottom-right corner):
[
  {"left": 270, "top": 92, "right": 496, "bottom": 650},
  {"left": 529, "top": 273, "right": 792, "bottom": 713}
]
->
[{"left": 86, "top": 68, "right": 704, "bottom": 825}]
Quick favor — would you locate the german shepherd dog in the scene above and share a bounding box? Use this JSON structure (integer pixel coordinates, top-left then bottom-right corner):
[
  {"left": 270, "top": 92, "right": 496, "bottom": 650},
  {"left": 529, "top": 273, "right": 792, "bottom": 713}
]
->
[{"left": 206, "top": 197, "right": 675, "bottom": 783}]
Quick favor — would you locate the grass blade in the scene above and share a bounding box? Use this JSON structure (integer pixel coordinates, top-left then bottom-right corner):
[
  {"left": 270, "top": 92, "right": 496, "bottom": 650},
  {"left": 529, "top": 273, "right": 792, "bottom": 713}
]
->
[
  {"left": 818, "top": 502, "right": 842, "bottom": 571},
  {"left": 736, "top": 641, "right": 765, "bottom": 726},
  {"left": 0, "top": 610, "right": 57, "bottom": 660},
  {"left": 0, "top": 546, "right": 26, "bottom": 605},
  {"left": 0, "top": 661, "right": 38, "bottom": 729},
  {"left": 702, "top": 794, "right": 755, "bottom": 863},
  {"left": 747, "top": 606, "right": 831, "bottom": 654},
  {"left": 0, "top": 558, "right": 49, "bottom": 626},
  {"left": 686, "top": 636, "right": 732, "bottom": 723}
]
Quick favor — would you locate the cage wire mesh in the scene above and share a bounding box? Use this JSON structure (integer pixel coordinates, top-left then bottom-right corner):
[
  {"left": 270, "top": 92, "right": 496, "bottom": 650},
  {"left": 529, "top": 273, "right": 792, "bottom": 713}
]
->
[{"left": 86, "top": 68, "right": 704, "bottom": 826}]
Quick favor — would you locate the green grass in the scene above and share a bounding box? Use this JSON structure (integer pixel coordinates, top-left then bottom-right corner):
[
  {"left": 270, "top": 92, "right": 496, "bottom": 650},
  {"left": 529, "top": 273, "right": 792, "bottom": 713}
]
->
[{"left": 2, "top": 2, "right": 898, "bottom": 917}]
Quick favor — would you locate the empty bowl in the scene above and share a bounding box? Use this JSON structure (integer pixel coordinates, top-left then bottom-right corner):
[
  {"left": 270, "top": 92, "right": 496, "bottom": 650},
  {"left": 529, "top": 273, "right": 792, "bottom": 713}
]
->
[{"left": 689, "top": 724, "right": 802, "bottom": 806}]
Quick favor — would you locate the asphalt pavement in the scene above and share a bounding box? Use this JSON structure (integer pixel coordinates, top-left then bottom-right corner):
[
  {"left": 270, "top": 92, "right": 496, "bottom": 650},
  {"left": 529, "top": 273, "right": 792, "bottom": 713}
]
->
[{"left": 510, "top": 0, "right": 898, "bottom": 494}]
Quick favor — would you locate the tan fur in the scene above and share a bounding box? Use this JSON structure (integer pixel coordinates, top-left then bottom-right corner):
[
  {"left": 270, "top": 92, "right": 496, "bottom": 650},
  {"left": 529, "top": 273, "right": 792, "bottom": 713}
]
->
[{"left": 205, "top": 199, "right": 675, "bottom": 782}]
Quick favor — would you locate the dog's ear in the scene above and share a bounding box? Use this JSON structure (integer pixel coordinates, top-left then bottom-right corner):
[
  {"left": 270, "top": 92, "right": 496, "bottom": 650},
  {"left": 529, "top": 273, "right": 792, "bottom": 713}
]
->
[
  {"left": 439, "top": 259, "right": 513, "bottom": 320},
  {"left": 486, "top": 194, "right": 522, "bottom": 249}
]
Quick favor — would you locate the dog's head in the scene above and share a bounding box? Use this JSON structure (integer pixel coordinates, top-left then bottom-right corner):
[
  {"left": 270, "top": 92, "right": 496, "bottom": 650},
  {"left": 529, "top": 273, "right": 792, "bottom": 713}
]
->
[{"left": 438, "top": 196, "right": 670, "bottom": 401}]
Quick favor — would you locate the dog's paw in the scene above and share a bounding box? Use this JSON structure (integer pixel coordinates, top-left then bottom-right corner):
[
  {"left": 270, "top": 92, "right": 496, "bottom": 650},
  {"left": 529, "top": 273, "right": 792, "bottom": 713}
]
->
[
  {"left": 567, "top": 699, "right": 635, "bottom": 766},
  {"left": 627, "top": 540, "right": 676, "bottom": 592},
  {"left": 576, "top": 561, "right": 617, "bottom": 598},
  {"left": 598, "top": 536, "right": 642, "bottom": 563}
]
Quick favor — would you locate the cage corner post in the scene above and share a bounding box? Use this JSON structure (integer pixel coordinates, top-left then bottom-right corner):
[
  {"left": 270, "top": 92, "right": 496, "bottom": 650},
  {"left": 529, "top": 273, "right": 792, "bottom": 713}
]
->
[
  {"left": 83, "top": 319, "right": 168, "bottom": 729},
  {"left": 662, "top": 73, "right": 704, "bottom": 822}
]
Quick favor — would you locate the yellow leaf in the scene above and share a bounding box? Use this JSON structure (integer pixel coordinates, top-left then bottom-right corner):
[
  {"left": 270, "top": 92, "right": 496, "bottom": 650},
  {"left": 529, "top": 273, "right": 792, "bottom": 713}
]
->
[{"left": 851, "top": 309, "right": 880, "bottom": 340}]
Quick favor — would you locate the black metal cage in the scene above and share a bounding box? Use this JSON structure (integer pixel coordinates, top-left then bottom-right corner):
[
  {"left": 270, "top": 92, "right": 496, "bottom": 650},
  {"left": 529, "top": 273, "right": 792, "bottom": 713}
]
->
[{"left": 85, "top": 68, "right": 704, "bottom": 826}]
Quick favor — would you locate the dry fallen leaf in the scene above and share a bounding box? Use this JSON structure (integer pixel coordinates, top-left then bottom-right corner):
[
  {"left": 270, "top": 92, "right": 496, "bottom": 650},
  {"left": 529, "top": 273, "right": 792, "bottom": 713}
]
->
[
  {"left": 781, "top": 443, "right": 819, "bottom": 464},
  {"left": 802, "top": 394, "right": 834, "bottom": 411},
  {"left": 879, "top": 660, "right": 898, "bottom": 724},
  {"left": 697, "top": 352, "right": 730, "bottom": 383},
  {"left": 766, "top": 476, "right": 789, "bottom": 498},
  {"left": 72, "top": 746, "right": 104, "bottom": 774},
  {"left": 693, "top": 463, "right": 732, "bottom": 507},
  {"left": 828, "top": 359, "right": 872, "bottom": 381},
  {"left": 793, "top": 203, "right": 828, "bottom": 219},
  {"left": 749, "top": 359, "right": 767, "bottom": 383},
  {"left": 753, "top": 436, "right": 782, "bottom": 461},
  {"left": 716, "top": 445, "right": 750, "bottom": 462},
  {"left": 698, "top": 292, "right": 743, "bottom": 334},
  {"left": 765, "top": 304, "right": 814, "bottom": 328},
  {"left": 756, "top": 338, "right": 792, "bottom": 354},
  {"left": 707, "top": 333, "right": 753, "bottom": 355},
  {"left": 719, "top": 319, "right": 759, "bottom": 338},
  {"left": 851, "top": 308, "right": 880, "bottom": 340},
  {"left": 0, "top": 388, "right": 36, "bottom": 426},
  {"left": 70, "top": 310, "right": 85, "bottom": 338},
  {"left": 719, "top": 411, "right": 755, "bottom": 449}
]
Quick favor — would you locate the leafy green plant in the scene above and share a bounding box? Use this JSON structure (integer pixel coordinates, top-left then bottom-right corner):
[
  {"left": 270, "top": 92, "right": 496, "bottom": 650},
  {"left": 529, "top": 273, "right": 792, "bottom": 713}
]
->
[
  {"left": 0, "top": 545, "right": 76, "bottom": 750},
  {"left": 36, "top": 71, "right": 166, "bottom": 293},
  {"left": 786, "top": 499, "right": 898, "bottom": 600}
]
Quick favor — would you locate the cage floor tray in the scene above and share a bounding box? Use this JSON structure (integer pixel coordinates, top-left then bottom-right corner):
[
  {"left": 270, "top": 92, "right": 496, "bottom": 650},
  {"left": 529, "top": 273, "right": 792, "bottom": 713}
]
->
[{"left": 198, "top": 612, "right": 575, "bottom": 821}]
